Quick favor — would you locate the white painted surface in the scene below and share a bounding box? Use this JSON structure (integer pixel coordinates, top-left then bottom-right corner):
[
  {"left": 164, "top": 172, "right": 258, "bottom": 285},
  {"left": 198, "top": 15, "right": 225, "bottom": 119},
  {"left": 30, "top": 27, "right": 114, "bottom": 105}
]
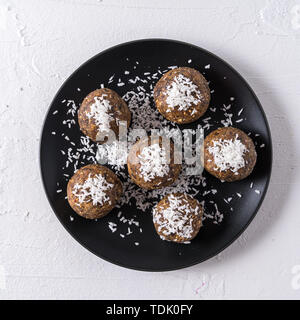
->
[{"left": 0, "top": 0, "right": 300, "bottom": 300}]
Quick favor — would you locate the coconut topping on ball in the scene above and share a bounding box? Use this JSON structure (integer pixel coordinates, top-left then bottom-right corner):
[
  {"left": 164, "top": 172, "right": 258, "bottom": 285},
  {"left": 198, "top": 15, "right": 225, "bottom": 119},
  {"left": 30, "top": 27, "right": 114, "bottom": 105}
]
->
[
  {"left": 138, "top": 143, "right": 170, "bottom": 182},
  {"left": 165, "top": 74, "right": 202, "bottom": 112},
  {"left": 208, "top": 134, "right": 248, "bottom": 173},
  {"left": 86, "top": 95, "right": 113, "bottom": 134},
  {"left": 72, "top": 173, "right": 114, "bottom": 206},
  {"left": 153, "top": 194, "right": 201, "bottom": 240}
]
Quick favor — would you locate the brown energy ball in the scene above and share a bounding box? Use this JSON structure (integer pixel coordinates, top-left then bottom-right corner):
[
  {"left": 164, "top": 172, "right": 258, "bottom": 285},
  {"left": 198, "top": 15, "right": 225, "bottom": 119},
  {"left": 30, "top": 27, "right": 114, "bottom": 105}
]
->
[
  {"left": 78, "top": 88, "right": 131, "bottom": 143},
  {"left": 204, "top": 127, "right": 257, "bottom": 182},
  {"left": 153, "top": 67, "right": 210, "bottom": 124},
  {"left": 127, "top": 136, "right": 181, "bottom": 190},
  {"left": 153, "top": 193, "right": 203, "bottom": 243},
  {"left": 67, "top": 164, "right": 122, "bottom": 219}
]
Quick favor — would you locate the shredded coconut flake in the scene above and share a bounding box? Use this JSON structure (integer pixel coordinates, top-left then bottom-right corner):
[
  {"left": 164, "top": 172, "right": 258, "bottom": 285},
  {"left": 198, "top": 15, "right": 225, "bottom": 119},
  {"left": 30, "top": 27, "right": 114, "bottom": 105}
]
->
[
  {"left": 165, "top": 74, "right": 202, "bottom": 111},
  {"left": 153, "top": 194, "right": 200, "bottom": 241},
  {"left": 208, "top": 136, "right": 248, "bottom": 173},
  {"left": 138, "top": 143, "right": 169, "bottom": 182},
  {"left": 86, "top": 95, "right": 113, "bottom": 135},
  {"left": 72, "top": 173, "right": 113, "bottom": 206}
]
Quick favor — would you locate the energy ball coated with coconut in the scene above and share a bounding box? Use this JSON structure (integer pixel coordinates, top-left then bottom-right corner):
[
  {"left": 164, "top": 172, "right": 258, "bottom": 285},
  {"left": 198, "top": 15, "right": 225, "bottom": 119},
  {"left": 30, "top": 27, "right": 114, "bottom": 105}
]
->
[
  {"left": 153, "top": 67, "right": 210, "bottom": 124},
  {"left": 127, "top": 136, "right": 181, "bottom": 190},
  {"left": 153, "top": 193, "right": 203, "bottom": 243},
  {"left": 78, "top": 88, "right": 131, "bottom": 143},
  {"left": 67, "top": 164, "right": 123, "bottom": 219},
  {"left": 204, "top": 127, "right": 257, "bottom": 182}
]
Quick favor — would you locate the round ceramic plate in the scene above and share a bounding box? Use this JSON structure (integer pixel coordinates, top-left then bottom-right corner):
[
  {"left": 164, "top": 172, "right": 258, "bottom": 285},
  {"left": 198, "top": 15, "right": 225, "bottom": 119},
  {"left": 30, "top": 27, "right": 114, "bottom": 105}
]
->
[{"left": 40, "top": 39, "right": 272, "bottom": 271}]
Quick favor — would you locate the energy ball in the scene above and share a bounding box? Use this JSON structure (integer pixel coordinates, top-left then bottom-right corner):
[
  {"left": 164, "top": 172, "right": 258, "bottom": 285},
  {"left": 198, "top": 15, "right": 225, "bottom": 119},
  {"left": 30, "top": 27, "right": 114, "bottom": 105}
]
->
[
  {"left": 127, "top": 136, "right": 181, "bottom": 190},
  {"left": 78, "top": 88, "right": 131, "bottom": 143},
  {"left": 204, "top": 127, "right": 257, "bottom": 182},
  {"left": 153, "top": 67, "right": 210, "bottom": 124},
  {"left": 153, "top": 193, "right": 203, "bottom": 243},
  {"left": 67, "top": 164, "right": 122, "bottom": 219}
]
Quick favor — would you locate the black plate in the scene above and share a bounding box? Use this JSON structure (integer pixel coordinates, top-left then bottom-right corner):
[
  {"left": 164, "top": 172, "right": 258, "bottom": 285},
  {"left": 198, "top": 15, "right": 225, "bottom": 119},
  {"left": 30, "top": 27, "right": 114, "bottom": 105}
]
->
[{"left": 40, "top": 39, "right": 272, "bottom": 271}]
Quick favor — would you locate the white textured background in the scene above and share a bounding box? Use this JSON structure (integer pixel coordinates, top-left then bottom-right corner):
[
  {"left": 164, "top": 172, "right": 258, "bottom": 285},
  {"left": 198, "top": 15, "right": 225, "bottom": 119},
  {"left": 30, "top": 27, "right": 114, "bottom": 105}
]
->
[{"left": 0, "top": 0, "right": 300, "bottom": 300}]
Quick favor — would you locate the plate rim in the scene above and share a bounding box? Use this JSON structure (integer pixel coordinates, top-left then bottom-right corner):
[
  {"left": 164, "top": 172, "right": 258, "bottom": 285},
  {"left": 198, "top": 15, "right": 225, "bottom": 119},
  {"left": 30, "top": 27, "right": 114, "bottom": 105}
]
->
[{"left": 39, "top": 38, "right": 273, "bottom": 272}]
